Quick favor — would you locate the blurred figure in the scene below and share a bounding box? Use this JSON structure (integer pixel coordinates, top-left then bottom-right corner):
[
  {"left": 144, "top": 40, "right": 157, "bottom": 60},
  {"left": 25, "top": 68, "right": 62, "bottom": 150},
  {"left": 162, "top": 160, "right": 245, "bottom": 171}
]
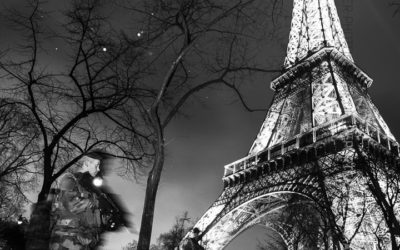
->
[
  {"left": 179, "top": 228, "right": 205, "bottom": 250},
  {"left": 49, "top": 150, "right": 130, "bottom": 250}
]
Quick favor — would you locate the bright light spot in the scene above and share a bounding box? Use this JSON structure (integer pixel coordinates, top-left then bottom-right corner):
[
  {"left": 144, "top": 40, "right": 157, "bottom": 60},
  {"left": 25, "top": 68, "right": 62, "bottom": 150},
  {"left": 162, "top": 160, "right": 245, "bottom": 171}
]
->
[
  {"left": 93, "top": 177, "right": 103, "bottom": 187},
  {"left": 137, "top": 30, "right": 144, "bottom": 37},
  {"left": 55, "top": 47, "right": 58, "bottom": 51},
  {"left": 102, "top": 47, "right": 107, "bottom": 52},
  {"left": 17, "top": 220, "right": 23, "bottom": 225}
]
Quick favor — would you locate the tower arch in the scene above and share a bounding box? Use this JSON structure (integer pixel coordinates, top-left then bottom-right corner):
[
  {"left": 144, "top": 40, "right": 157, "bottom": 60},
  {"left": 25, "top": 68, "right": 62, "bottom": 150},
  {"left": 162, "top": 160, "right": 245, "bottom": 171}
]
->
[
  {"left": 183, "top": 0, "right": 400, "bottom": 249},
  {"left": 203, "top": 191, "right": 326, "bottom": 250}
]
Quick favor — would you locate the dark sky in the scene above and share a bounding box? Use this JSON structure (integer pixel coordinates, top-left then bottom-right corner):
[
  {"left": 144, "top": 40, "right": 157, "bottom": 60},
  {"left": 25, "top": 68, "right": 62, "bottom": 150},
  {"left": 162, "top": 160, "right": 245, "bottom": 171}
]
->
[{"left": 1, "top": 0, "right": 400, "bottom": 249}]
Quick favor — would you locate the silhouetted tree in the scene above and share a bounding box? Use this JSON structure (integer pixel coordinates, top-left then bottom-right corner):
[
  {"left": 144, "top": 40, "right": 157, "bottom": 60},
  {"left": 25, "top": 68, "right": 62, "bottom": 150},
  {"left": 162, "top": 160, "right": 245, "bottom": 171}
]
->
[
  {"left": 123, "top": 240, "right": 161, "bottom": 250},
  {"left": 0, "top": 100, "right": 39, "bottom": 220},
  {"left": 122, "top": 0, "right": 281, "bottom": 248},
  {"left": 353, "top": 138, "right": 400, "bottom": 249},
  {"left": 1, "top": 0, "right": 281, "bottom": 249},
  {"left": 157, "top": 212, "right": 192, "bottom": 250},
  {"left": 1, "top": 0, "right": 153, "bottom": 248},
  {"left": 123, "top": 212, "right": 192, "bottom": 250}
]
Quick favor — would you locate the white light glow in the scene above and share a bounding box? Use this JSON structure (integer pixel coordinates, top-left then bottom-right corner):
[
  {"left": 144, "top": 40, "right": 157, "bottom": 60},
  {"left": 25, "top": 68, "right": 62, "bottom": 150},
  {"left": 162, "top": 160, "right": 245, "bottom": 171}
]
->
[{"left": 93, "top": 177, "right": 103, "bottom": 187}]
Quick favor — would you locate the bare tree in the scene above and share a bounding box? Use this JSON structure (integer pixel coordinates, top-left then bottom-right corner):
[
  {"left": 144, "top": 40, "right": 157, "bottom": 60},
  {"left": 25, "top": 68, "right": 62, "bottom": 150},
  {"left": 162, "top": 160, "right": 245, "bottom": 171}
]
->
[
  {"left": 0, "top": 0, "right": 153, "bottom": 248},
  {"left": 157, "top": 212, "right": 192, "bottom": 250},
  {"left": 353, "top": 139, "right": 400, "bottom": 249},
  {"left": 1, "top": 0, "right": 281, "bottom": 249},
  {"left": 123, "top": 212, "right": 192, "bottom": 250},
  {"left": 0, "top": 100, "right": 39, "bottom": 220},
  {"left": 121, "top": 0, "right": 281, "bottom": 248},
  {"left": 123, "top": 240, "right": 161, "bottom": 250},
  {"left": 258, "top": 196, "right": 333, "bottom": 250}
]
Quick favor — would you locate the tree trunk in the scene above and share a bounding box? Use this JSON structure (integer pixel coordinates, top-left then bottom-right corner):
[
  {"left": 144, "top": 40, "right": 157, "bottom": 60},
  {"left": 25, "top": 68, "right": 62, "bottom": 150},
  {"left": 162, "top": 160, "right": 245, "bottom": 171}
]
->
[
  {"left": 26, "top": 158, "right": 53, "bottom": 250},
  {"left": 137, "top": 109, "right": 165, "bottom": 250},
  {"left": 314, "top": 164, "right": 349, "bottom": 248},
  {"left": 25, "top": 183, "right": 52, "bottom": 250},
  {"left": 353, "top": 141, "right": 400, "bottom": 249}
]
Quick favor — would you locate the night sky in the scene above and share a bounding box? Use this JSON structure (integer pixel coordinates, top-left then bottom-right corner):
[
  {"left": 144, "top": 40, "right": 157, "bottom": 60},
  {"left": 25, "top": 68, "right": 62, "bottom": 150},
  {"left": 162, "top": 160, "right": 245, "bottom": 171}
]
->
[{"left": 1, "top": 0, "right": 400, "bottom": 249}]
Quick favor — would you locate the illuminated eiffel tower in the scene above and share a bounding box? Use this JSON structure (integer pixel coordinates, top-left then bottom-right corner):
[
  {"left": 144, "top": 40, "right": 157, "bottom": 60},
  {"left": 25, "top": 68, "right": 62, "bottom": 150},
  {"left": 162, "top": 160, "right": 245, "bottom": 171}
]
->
[{"left": 187, "top": 0, "right": 400, "bottom": 249}]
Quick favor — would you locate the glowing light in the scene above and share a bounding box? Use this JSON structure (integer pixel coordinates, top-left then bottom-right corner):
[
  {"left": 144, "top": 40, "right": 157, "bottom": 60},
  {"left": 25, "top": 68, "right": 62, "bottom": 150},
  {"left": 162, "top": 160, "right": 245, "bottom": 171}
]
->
[
  {"left": 102, "top": 47, "right": 107, "bottom": 52},
  {"left": 93, "top": 177, "right": 103, "bottom": 187},
  {"left": 137, "top": 30, "right": 144, "bottom": 37},
  {"left": 17, "top": 215, "right": 25, "bottom": 225}
]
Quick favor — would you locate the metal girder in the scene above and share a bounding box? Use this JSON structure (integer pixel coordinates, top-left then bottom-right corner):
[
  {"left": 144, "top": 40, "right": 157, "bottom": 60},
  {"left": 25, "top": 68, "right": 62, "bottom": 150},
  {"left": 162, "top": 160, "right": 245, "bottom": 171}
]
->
[
  {"left": 199, "top": 193, "right": 304, "bottom": 250},
  {"left": 249, "top": 52, "right": 394, "bottom": 156},
  {"left": 284, "top": 0, "right": 353, "bottom": 69},
  {"left": 192, "top": 147, "right": 397, "bottom": 249},
  {"left": 185, "top": 1, "right": 400, "bottom": 249}
]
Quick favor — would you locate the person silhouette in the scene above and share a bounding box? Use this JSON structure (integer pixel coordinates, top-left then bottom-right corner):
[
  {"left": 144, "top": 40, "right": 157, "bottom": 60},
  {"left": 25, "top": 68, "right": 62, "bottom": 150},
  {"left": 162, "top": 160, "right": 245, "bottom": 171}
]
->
[
  {"left": 179, "top": 228, "right": 205, "bottom": 250},
  {"left": 49, "top": 153, "right": 105, "bottom": 250}
]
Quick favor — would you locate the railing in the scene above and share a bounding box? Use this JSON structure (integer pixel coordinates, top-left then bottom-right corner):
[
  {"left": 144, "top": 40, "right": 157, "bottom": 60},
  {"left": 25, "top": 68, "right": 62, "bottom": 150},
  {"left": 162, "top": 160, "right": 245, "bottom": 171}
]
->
[{"left": 223, "top": 114, "right": 399, "bottom": 177}]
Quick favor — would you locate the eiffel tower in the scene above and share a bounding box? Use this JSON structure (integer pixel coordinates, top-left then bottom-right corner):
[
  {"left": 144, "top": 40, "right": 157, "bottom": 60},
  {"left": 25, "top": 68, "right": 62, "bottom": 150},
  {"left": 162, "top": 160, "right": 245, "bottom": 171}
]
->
[{"left": 186, "top": 0, "right": 400, "bottom": 249}]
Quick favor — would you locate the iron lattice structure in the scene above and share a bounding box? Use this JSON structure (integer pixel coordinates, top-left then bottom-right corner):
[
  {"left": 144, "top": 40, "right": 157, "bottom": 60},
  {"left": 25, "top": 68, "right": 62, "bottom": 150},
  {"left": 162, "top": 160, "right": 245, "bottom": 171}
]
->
[{"left": 186, "top": 0, "right": 400, "bottom": 249}]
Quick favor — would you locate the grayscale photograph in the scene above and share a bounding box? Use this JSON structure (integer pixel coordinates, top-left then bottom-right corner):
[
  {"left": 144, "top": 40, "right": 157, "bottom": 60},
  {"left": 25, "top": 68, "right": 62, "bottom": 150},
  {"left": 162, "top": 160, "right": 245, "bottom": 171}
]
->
[{"left": 0, "top": 0, "right": 400, "bottom": 249}]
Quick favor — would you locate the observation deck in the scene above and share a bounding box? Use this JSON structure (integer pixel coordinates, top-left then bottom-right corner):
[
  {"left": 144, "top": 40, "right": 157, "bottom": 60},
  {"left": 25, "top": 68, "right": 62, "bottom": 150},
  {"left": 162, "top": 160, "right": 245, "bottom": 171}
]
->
[{"left": 223, "top": 114, "right": 400, "bottom": 186}]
